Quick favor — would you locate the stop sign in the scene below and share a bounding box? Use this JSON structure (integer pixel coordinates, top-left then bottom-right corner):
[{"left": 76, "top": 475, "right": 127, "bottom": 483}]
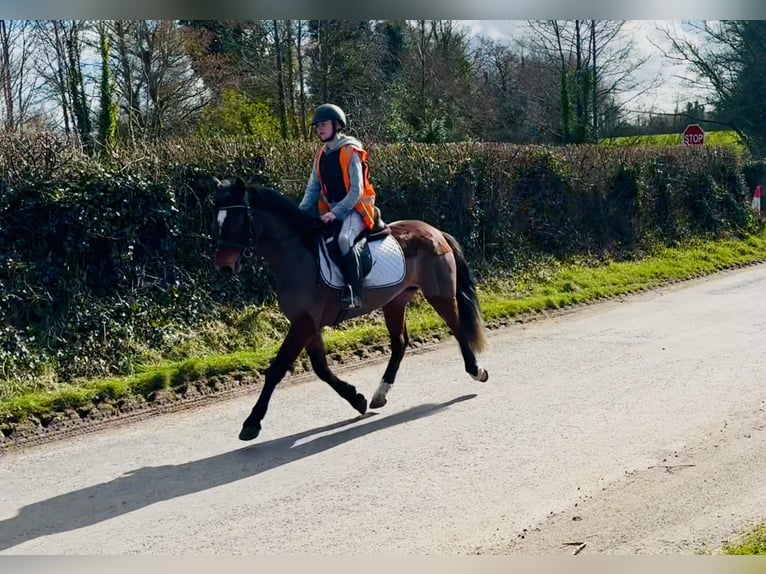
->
[{"left": 682, "top": 123, "right": 705, "bottom": 145}]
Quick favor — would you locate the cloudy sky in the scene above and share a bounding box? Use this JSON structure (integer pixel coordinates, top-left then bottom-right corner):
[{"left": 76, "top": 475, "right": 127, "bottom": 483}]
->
[{"left": 459, "top": 20, "right": 711, "bottom": 117}]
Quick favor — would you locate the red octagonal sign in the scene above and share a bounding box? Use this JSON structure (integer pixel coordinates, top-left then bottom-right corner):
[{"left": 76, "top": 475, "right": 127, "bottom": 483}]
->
[{"left": 683, "top": 123, "right": 705, "bottom": 145}]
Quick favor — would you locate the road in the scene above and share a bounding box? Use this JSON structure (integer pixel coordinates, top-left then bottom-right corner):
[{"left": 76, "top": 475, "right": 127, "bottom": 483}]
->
[{"left": 2, "top": 265, "right": 766, "bottom": 555}]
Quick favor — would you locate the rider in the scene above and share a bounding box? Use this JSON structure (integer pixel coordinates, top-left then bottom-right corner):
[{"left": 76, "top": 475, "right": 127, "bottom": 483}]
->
[{"left": 299, "top": 103, "right": 377, "bottom": 310}]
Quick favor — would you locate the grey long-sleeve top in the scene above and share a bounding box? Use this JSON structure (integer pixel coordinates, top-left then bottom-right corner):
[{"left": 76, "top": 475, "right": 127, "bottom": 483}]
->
[{"left": 298, "top": 135, "right": 365, "bottom": 220}]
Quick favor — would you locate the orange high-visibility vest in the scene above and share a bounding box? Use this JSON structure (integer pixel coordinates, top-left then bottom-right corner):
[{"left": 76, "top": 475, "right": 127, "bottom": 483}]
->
[{"left": 313, "top": 144, "right": 376, "bottom": 230}]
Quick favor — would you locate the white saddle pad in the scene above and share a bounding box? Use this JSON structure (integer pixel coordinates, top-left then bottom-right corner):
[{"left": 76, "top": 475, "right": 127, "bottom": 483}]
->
[{"left": 319, "top": 235, "right": 405, "bottom": 289}]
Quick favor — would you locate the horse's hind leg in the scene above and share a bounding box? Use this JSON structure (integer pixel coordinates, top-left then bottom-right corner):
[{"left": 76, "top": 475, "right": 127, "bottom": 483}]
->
[
  {"left": 370, "top": 289, "right": 417, "bottom": 409},
  {"left": 305, "top": 333, "right": 368, "bottom": 415},
  {"left": 426, "top": 295, "right": 488, "bottom": 382}
]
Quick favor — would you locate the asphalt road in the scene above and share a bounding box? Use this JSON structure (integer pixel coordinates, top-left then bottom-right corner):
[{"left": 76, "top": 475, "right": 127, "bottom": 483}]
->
[{"left": 2, "top": 265, "right": 766, "bottom": 555}]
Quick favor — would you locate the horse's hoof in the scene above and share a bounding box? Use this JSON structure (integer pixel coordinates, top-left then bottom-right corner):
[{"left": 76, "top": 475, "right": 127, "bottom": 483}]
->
[
  {"left": 353, "top": 394, "right": 368, "bottom": 415},
  {"left": 369, "top": 395, "right": 387, "bottom": 409},
  {"left": 472, "top": 368, "right": 489, "bottom": 382},
  {"left": 239, "top": 425, "right": 261, "bottom": 441}
]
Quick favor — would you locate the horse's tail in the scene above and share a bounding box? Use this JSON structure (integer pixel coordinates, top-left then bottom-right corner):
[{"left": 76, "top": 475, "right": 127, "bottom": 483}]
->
[{"left": 443, "top": 232, "right": 487, "bottom": 354}]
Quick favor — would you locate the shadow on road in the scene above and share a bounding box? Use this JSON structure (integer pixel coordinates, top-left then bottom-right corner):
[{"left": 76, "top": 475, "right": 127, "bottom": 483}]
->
[{"left": 0, "top": 394, "right": 476, "bottom": 552}]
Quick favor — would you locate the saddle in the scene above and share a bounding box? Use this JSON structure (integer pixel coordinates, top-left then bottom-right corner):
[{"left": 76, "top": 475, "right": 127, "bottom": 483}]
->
[
  {"left": 319, "top": 207, "right": 391, "bottom": 280},
  {"left": 368, "top": 207, "right": 392, "bottom": 240}
]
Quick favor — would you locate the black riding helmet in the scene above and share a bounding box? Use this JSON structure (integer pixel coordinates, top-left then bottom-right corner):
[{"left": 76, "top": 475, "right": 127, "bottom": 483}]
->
[{"left": 310, "top": 104, "right": 347, "bottom": 128}]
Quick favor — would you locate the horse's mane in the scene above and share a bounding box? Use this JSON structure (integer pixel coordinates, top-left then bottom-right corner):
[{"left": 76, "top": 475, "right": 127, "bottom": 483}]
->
[{"left": 247, "top": 184, "right": 323, "bottom": 241}]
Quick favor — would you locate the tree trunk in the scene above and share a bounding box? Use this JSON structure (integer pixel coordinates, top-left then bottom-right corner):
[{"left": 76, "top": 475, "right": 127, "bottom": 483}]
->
[
  {"left": 64, "top": 21, "right": 92, "bottom": 150},
  {"left": 283, "top": 20, "right": 299, "bottom": 139},
  {"left": 316, "top": 20, "right": 329, "bottom": 102},
  {"left": 297, "top": 20, "right": 308, "bottom": 139},
  {"left": 0, "top": 21, "right": 15, "bottom": 130},
  {"left": 590, "top": 20, "right": 598, "bottom": 140},
  {"left": 97, "top": 22, "right": 117, "bottom": 149},
  {"left": 51, "top": 21, "right": 72, "bottom": 136},
  {"left": 552, "top": 21, "right": 570, "bottom": 144},
  {"left": 417, "top": 20, "right": 428, "bottom": 130},
  {"left": 114, "top": 20, "right": 140, "bottom": 144},
  {"left": 273, "top": 20, "right": 288, "bottom": 140},
  {"left": 575, "top": 20, "right": 584, "bottom": 142}
]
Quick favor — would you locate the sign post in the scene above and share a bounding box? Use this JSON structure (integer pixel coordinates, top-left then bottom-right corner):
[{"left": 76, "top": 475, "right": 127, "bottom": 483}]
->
[{"left": 682, "top": 124, "right": 705, "bottom": 145}]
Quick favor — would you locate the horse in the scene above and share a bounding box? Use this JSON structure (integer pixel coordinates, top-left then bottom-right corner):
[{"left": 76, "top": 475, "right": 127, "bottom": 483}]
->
[{"left": 212, "top": 176, "right": 489, "bottom": 441}]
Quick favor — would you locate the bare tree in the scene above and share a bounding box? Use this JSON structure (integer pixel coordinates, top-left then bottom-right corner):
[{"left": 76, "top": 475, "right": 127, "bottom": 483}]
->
[
  {"left": 110, "top": 20, "right": 211, "bottom": 142},
  {"left": 394, "top": 20, "right": 477, "bottom": 141},
  {"left": 471, "top": 36, "right": 560, "bottom": 142},
  {"left": 304, "top": 20, "right": 384, "bottom": 138},
  {"left": 525, "top": 20, "right": 656, "bottom": 142},
  {"left": 31, "top": 20, "right": 93, "bottom": 144},
  {"left": 411, "top": 20, "right": 432, "bottom": 134},
  {"left": 656, "top": 20, "right": 766, "bottom": 155},
  {"left": 524, "top": 20, "right": 575, "bottom": 142},
  {"left": 0, "top": 21, "right": 45, "bottom": 132},
  {"left": 589, "top": 21, "right": 658, "bottom": 136},
  {"left": 238, "top": 21, "right": 278, "bottom": 99},
  {"left": 33, "top": 21, "right": 70, "bottom": 134},
  {"left": 112, "top": 20, "right": 140, "bottom": 142},
  {"left": 65, "top": 21, "right": 91, "bottom": 147},
  {"left": 0, "top": 21, "right": 15, "bottom": 129}
]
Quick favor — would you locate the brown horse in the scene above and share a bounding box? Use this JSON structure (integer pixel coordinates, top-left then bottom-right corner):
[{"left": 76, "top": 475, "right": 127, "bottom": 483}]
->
[{"left": 213, "top": 177, "right": 489, "bottom": 441}]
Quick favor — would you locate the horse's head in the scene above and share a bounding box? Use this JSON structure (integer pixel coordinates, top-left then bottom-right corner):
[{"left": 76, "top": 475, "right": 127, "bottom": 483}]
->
[
  {"left": 213, "top": 177, "right": 325, "bottom": 274},
  {"left": 213, "top": 176, "right": 252, "bottom": 274}
]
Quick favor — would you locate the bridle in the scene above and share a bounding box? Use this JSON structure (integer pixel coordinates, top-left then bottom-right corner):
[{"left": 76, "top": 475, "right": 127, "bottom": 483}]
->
[
  {"left": 216, "top": 203, "right": 256, "bottom": 256},
  {"left": 216, "top": 202, "right": 303, "bottom": 256}
]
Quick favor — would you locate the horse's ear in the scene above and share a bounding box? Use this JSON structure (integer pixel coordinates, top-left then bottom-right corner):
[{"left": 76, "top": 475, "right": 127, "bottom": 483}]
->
[
  {"left": 233, "top": 176, "right": 246, "bottom": 191},
  {"left": 212, "top": 176, "right": 222, "bottom": 188}
]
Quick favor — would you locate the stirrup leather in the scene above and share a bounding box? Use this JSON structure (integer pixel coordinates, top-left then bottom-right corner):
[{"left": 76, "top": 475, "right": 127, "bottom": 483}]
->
[{"left": 340, "top": 285, "right": 362, "bottom": 309}]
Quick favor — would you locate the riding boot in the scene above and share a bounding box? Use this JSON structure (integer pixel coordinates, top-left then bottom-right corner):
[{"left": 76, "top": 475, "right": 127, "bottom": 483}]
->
[{"left": 339, "top": 249, "right": 363, "bottom": 309}]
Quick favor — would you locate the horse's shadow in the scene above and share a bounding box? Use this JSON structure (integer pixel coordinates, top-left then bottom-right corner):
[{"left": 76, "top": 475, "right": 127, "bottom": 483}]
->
[{"left": 0, "top": 394, "right": 476, "bottom": 552}]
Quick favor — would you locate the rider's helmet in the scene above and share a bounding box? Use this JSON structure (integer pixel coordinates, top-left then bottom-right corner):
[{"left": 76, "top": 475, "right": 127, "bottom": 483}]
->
[{"left": 310, "top": 103, "right": 347, "bottom": 128}]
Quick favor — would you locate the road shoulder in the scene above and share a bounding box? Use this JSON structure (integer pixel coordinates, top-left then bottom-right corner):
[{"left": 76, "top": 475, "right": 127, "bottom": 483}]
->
[{"left": 481, "top": 401, "right": 766, "bottom": 555}]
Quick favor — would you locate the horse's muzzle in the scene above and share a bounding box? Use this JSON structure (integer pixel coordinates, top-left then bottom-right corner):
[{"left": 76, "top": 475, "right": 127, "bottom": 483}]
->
[{"left": 214, "top": 247, "right": 242, "bottom": 274}]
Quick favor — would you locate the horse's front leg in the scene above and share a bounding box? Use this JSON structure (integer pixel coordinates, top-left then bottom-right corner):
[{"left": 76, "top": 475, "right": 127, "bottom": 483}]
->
[
  {"left": 240, "top": 314, "right": 316, "bottom": 441},
  {"left": 305, "top": 333, "right": 367, "bottom": 415}
]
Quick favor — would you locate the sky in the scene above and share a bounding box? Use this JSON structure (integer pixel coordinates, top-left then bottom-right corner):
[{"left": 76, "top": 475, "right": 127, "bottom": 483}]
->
[{"left": 459, "top": 20, "right": 711, "bottom": 118}]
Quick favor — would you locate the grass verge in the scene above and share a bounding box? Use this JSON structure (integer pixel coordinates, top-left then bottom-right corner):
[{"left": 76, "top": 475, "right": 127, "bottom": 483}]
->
[
  {"left": 720, "top": 523, "right": 766, "bottom": 554},
  {"left": 602, "top": 129, "right": 744, "bottom": 149}
]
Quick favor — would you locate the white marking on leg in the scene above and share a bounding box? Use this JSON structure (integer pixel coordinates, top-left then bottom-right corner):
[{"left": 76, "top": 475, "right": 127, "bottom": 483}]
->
[{"left": 372, "top": 380, "right": 392, "bottom": 404}]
